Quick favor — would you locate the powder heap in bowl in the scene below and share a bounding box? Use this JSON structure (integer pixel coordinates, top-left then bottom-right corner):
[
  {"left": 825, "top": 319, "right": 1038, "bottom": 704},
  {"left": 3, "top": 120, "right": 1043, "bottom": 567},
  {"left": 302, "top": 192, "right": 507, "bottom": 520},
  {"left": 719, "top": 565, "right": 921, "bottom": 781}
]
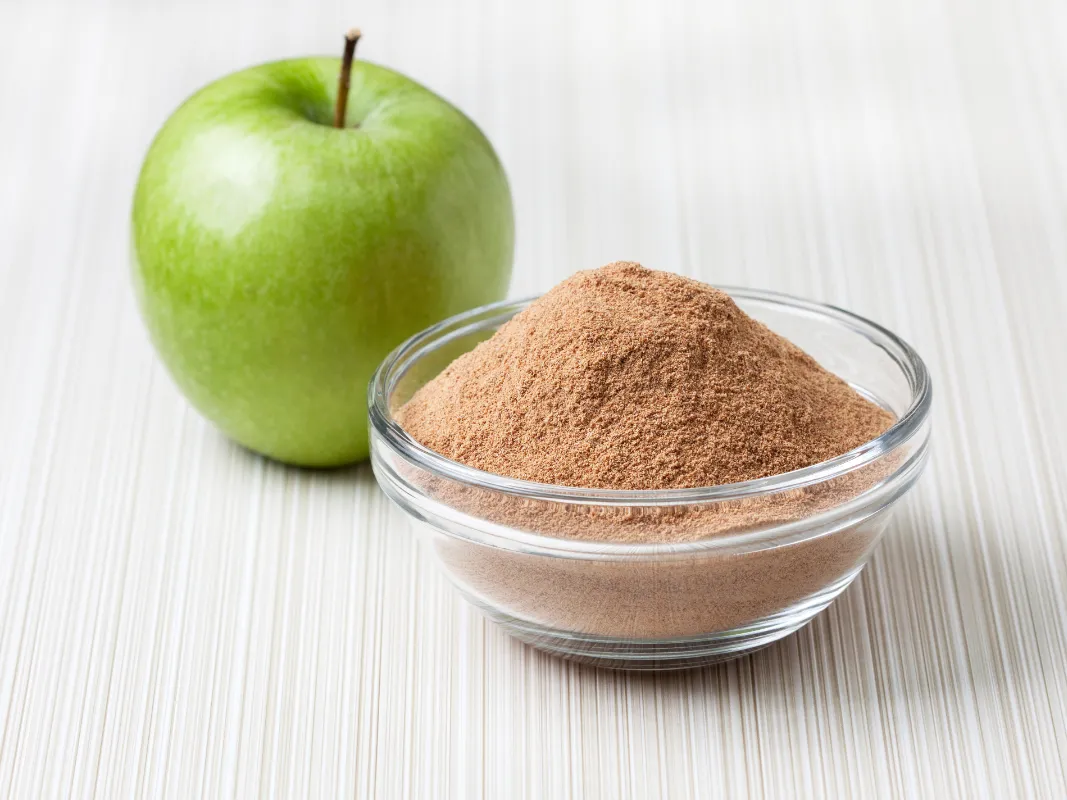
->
[
  {"left": 389, "top": 263, "right": 911, "bottom": 642},
  {"left": 397, "top": 262, "right": 893, "bottom": 490}
]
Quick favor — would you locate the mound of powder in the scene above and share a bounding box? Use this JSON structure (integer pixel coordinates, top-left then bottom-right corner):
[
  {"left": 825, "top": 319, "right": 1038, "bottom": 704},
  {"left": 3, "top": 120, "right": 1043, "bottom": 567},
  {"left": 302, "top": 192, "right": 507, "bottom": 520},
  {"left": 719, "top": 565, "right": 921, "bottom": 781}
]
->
[
  {"left": 392, "top": 263, "right": 908, "bottom": 642},
  {"left": 397, "top": 262, "right": 893, "bottom": 490}
]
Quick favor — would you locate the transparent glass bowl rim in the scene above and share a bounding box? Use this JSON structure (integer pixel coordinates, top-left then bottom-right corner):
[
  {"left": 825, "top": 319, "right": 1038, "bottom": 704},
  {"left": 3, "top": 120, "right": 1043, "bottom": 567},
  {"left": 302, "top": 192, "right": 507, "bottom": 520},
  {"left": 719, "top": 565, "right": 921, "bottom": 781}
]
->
[{"left": 369, "top": 287, "right": 932, "bottom": 547}]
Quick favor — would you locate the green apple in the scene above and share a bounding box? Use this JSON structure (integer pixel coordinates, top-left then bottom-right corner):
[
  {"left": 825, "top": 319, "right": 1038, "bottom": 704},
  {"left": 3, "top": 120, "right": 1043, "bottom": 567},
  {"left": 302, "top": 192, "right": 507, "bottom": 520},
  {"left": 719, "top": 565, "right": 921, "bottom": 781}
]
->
[{"left": 132, "top": 56, "right": 514, "bottom": 466}]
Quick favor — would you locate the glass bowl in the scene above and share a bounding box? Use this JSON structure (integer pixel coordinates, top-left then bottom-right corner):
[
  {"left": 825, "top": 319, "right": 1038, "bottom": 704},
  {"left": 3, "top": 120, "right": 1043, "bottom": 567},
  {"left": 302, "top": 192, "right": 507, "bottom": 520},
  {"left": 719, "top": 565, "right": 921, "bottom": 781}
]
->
[{"left": 369, "top": 289, "right": 932, "bottom": 670}]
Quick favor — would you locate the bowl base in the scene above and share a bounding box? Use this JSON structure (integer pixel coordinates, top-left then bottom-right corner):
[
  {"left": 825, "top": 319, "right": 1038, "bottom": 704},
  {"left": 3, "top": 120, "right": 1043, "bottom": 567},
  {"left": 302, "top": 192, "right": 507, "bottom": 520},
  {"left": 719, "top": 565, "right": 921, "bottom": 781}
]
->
[{"left": 471, "top": 567, "right": 864, "bottom": 671}]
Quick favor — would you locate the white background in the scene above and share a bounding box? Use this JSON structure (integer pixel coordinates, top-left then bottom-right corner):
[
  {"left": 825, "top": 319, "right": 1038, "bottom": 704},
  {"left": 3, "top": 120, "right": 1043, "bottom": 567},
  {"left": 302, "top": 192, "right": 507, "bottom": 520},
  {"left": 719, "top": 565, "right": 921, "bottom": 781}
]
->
[{"left": 1, "top": 0, "right": 1065, "bottom": 796}]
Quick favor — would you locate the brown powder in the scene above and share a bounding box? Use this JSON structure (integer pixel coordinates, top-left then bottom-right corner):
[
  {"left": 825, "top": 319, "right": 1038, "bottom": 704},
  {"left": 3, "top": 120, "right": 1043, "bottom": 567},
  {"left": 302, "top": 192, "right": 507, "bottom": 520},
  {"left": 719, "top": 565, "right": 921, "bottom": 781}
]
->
[
  {"left": 393, "top": 263, "right": 903, "bottom": 644},
  {"left": 398, "top": 261, "right": 893, "bottom": 493}
]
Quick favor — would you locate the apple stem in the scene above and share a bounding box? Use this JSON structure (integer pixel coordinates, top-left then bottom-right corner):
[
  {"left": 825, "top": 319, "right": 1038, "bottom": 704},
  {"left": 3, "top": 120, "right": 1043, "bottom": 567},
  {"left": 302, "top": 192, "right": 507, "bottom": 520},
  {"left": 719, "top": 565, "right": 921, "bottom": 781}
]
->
[{"left": 334, "top": 28, "right": 361, "bottom": 128}]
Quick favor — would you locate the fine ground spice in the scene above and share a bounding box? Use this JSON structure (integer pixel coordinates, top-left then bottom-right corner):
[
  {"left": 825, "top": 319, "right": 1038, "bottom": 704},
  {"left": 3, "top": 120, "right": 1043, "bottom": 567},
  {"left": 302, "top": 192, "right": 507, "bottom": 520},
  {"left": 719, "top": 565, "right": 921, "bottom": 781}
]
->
[
  {"left": 397, "top": 262, "right": 893, "bottom": 491},
  {"left": 394, "top": 263, "right": 900, "bottom": 639}
]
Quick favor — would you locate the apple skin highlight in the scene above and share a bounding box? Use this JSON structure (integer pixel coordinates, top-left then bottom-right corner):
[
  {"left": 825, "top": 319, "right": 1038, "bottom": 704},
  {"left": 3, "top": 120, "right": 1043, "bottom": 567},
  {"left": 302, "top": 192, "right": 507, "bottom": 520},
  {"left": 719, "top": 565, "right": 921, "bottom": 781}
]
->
[{"left": 132, "top": 57, "right": 514, "bottom": 466}]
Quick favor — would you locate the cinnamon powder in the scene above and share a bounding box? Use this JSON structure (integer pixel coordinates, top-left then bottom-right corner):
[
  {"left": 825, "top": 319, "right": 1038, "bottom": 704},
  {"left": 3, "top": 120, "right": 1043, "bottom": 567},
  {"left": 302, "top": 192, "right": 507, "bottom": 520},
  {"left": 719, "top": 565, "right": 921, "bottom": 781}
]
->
[
  {"left": 399, "top": 262, "right": 892, "bottom": 492},
  {"left": 394, "top": 263, "right": 900, "bottom": 640}
]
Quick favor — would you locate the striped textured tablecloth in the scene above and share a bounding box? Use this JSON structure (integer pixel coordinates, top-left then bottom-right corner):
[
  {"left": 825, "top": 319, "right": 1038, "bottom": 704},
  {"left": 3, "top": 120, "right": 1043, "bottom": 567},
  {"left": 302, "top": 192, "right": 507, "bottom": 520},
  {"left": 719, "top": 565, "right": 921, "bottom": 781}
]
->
[{"left": 1, "top": 0, "right": 1064, "bottom": 796}]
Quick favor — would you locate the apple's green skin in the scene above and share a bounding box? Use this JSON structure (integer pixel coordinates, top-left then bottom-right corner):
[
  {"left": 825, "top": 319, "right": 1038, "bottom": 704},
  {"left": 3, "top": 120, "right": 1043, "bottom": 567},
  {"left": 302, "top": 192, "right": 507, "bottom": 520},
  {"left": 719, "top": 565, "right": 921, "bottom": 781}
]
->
[{"left": 132, "top": 58, "right": 513, "bottom": 466}]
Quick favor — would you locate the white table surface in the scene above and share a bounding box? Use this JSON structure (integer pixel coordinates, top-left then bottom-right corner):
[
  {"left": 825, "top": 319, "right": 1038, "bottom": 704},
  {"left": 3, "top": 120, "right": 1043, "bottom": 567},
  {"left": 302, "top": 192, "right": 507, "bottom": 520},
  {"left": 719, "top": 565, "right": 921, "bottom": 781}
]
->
[{"left": 2, "top": 0, "right": 1066, "bottom": 796}]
